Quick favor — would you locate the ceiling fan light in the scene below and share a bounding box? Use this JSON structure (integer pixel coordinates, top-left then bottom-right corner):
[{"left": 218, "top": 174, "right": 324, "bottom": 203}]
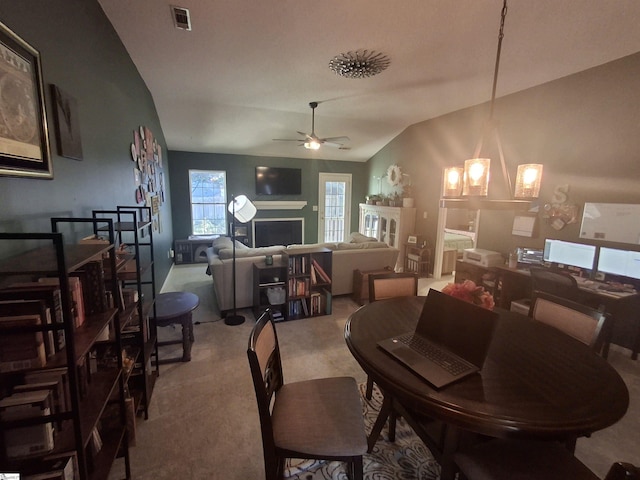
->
[{"left": 304, "top": 140, "right": 320, "bottom": 150}]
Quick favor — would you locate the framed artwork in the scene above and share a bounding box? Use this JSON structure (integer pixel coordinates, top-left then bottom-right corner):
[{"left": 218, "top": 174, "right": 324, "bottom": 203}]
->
[
  {"left": 0, "top": 22, "right": 51, "bottom": 178},
  {"left": 51, "top": 84, "right": 83, "bottom": 160}
]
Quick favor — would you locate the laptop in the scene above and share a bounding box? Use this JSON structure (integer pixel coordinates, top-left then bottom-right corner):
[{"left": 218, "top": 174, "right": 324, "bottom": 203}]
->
[{"left": 377, "top": 289, "right": 499, "bottom": 389}]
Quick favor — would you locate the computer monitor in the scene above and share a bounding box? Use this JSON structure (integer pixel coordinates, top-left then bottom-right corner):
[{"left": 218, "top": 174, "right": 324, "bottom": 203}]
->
[
  {"left": 543, "top": 239, "right": 596, "bottom": 270},
  {"left": 516, "top": 247, "right": 544, "bottom": 265},
  {"left": 597, "top": 247, "right": 640, "bottom": 280}
]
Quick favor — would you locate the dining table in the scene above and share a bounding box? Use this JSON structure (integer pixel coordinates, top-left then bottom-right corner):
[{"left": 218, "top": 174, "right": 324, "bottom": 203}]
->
[{"left": 344, "top": 296, "right": 629, "bottom": 480}]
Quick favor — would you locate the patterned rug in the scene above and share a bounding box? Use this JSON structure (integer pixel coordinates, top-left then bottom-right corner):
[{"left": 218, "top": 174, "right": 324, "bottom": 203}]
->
[{"left": 284, "top": 383, "right": 441, "bottom": 480}]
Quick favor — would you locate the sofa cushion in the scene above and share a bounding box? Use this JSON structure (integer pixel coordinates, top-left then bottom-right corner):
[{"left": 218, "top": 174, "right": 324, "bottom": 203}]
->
[
  {"left": 349, "top": 232, "right": 378, "bottom": 243},
  {"left": 286, "top": 242, "right": 338, "bottom": 251},
  {"left": 212, "top": 236, "right": 248, "bottom": 253},
  {"left": 336, "top": 241, "right": 390, "bottom": 250},
  {"left": 218, "top": 245, "right": 285, "bottom": 259}
]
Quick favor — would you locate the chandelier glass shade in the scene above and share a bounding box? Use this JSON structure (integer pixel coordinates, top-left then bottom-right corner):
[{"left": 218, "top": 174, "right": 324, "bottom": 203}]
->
[
  {"left": 514, "top": 164, "right": 543, "bottom": 198},
  {"left": 442, "top": 167, "right": 464, "bottom": 198},
  {"left": 329, "top": 49, "right": 390, "bottom": 79},
  {"left": 462, "top": 158, "right": 491, "bottom": 196}
]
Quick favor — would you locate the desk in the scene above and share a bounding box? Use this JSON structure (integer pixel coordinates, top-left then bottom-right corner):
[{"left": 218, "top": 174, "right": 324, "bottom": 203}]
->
[
  {"left": 495, "top": 266, "right": 640, "bottom": 359},
  {"left": 154, "top": 291, "right": 199, "bottom": 363},
  {"left": 345, "top": 296, "right": 629, "bottom": 480}
]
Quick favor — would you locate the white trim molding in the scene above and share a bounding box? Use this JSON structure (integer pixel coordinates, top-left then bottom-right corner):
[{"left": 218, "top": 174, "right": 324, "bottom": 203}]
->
[{"left": 253, "top": 200, "right": 307, "bottom": 210}]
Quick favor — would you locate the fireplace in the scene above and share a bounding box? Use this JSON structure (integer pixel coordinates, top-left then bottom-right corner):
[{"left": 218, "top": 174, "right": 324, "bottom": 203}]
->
[{"left": 253, "top": 218, "right": 304, "bottom": 247}]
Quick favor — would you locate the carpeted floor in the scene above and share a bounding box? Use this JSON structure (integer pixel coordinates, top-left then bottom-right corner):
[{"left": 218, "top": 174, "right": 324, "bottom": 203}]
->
[{"left": 108, "top": 264, "right": 639, "bottom": 480}]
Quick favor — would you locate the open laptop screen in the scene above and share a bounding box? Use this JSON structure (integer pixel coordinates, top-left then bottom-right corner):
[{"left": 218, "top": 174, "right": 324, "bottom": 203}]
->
[{"left": 416, "top": 289, "right": 499, "bottom": 368}]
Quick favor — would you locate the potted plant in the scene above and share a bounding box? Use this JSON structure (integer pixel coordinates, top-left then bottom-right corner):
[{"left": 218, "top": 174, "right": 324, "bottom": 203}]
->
[
  {"left": 402, "top": 184, "right": 414, "bottom": 208},
  {"left": 381, "top": 194, "right": 390, "bottom": 206},
  {"left": 389, "top": 192, "right": 401, "bottom": 207},
  {"left": 367, "top": 194, "right": 381, "bottom": 205}
]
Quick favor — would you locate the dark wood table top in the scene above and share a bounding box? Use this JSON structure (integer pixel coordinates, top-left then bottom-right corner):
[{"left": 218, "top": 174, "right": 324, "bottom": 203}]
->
[
  {"left": 345, "top": 296, "right": 629, "bottom": 440},
  {"left": 155, "top": 291, "right": 199, "bottom": 321}
]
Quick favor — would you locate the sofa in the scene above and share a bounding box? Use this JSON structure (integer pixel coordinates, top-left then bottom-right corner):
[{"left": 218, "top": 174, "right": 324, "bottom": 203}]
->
[{"left": 206, "top": 233, "right": 400, "bottom": 313}]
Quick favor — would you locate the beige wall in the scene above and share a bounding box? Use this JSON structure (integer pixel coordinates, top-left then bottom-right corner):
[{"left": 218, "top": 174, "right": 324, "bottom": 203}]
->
[{"left": 367, "top": 52, "right": 640, "bottom": 259}]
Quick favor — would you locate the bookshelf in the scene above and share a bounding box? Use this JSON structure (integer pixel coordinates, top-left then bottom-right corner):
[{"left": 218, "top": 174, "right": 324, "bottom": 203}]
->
[
  {"left": 0, "top": 221, "right": 131, "bottom": 480},
  {"left": 253, "top": 260, "right": 288, "bottom": 322},
  {"left": 282, "top": 247, "right": 332, "bottom": 320},
  {"left": 92, "top": 207, "right": 157, "bottom": 421}
]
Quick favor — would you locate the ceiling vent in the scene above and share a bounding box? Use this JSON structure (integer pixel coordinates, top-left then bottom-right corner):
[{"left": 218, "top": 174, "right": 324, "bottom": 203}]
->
[{"left": 171, "top": 6, "right": 192, "bottom": 31}]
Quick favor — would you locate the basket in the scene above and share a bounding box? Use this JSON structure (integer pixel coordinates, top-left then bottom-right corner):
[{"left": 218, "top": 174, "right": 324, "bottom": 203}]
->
[{"left": 267, "top": 287, "right": 285, "bottom": 305}]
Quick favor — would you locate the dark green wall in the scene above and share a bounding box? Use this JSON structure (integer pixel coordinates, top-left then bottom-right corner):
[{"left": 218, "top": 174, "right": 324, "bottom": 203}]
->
[
  {"left": 368, "top": 52, "right": 640, "bottom": 257},
  {"left": 0, "top": 0, "right": 174, "bottom": 285},
  {"left": 168, "top": 151, "right": 368, "bottom": 243}
]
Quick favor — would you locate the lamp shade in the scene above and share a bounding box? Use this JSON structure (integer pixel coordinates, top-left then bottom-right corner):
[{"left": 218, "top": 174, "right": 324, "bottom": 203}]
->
[
  {"left": 442, "top": 167, "right": 464, "bottom": 198},
  {"left": 228, "top": 194, "right": 257, "bottom": 223},
  {"left": 514, "top": 164, "right": 543, "bottom": 198},
  {"left": 463, "top": 158, "right": 490, "bottom": 196}
]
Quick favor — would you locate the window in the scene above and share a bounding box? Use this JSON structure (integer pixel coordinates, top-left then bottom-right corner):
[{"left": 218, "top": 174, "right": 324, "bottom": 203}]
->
[{"left": 189, "top": 169, "right": 227, "bottom": 235}]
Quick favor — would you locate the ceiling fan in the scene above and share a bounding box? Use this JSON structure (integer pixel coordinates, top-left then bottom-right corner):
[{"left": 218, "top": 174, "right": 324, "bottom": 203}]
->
[{"left": 273, "top": 102, "right": 350, "bottom": 150}]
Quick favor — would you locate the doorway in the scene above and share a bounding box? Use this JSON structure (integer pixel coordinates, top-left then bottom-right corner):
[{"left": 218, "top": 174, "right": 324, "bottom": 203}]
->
[{"left": 318, "top": 173, "right": 352, "bottom": 242}]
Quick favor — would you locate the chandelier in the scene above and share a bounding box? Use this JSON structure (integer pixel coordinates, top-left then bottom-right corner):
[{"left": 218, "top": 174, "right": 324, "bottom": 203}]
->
[
  {"left": 441, "top": 0, "right": 543, "bottom": 209},
  {"left": 329, "top": 50, "right": 391, "bottom": 79}
]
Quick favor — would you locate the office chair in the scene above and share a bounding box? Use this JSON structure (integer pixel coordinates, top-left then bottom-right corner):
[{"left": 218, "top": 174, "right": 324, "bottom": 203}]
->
[
  {"left": 247, "top": 309, "right": 367, "bottom": 480},
  {"left": 365, "top": 272, "right": 418, "bottom": 446},
  {"left": 454, "top": 438, "right": 639, "bottom": 480},
  {"left": 528, "top": 267, "right": 584, "bottom": 303},
  {"left": 529, "top": 290, "right": 610, "bottom": 356}
]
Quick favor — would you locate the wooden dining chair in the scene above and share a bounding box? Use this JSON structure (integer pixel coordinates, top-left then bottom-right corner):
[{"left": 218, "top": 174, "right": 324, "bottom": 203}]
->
[
  {"left": 247, "top": 309, "right": 367, "bottom": 480},
  {"left": 453, "top": 438, "right": 639, "bottom": 480},
  {"left": 529, "top": 290, "right": 610, "bottom": 356},
  {"left": 364, "top": 272, "right": 418, "bottom": 446},
  {"left": 365, "top": 271, "right": 419, "bottom": 400}
]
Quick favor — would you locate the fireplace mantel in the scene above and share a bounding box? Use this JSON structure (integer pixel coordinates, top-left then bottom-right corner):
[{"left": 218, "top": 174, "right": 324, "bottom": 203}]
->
[{"left": 253, "top": 201, "right": 307, "bottom": 210}]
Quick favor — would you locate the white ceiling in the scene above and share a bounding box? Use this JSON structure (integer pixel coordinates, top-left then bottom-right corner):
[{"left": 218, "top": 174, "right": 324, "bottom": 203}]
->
[{"left": 98, "top": 0, "right": 640, "bottom": 162}]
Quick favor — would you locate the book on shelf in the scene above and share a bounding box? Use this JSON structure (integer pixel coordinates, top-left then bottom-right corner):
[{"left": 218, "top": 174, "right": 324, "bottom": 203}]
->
[
  {"left": 0, "top": 390, "right": 55, "bottom": 459},
  {"left": 0, "top": 299, "right": 55, "bottom": 357},
  {"left": 21, "top": 452, "right": 77, "bottom": 480},
  {"left": 23, "top": 368, "right": 70, "bottom": 422},
  {"left": 311, "top": 259, "right": 331, "bottom": 284},
  {"left": 37, "top": 277, "right": 85, "bottom": 328},
  {"left": 322, "top": 288, "right": 332, "bottom": 315},
  {"left": 0, "top": 285, "right": 65, "bottom": 350},
  {"left": 0, "top": 314, "right": 47, "bottom": 372},
  {"left": 70, "top": 261, "right": 108, "bottom": 316},
  {"left": 13, "top": 380, "right": 65, "bottom": 433}
]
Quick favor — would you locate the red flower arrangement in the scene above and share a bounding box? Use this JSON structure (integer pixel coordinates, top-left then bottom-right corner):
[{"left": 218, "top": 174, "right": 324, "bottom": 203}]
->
[{"left": 441, "top": 280, "right": 495, "bottom": 310}]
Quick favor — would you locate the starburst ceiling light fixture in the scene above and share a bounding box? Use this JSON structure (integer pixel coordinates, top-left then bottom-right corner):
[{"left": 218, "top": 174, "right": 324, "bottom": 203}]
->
[
  {"left": 440, "top": 0, "right": 543, "bottom": 210},
  {"left": 329, "top": 49, "right": 391, "bottom": 79}
]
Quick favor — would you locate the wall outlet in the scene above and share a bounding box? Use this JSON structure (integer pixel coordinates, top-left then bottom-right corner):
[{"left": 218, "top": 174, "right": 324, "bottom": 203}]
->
[
  {"left": 168, "top": 249, "right": 174, "bottom": 258},
  {"left": 312, "top": 205, "right": 318, "bottom": 211},
  {"left": 423, "top": 211, "right": 428, "bottom": 219}
]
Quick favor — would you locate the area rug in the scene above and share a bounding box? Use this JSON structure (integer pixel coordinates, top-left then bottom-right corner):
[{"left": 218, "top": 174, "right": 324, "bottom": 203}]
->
[{"left": 284, "top": 383, "right": 441, "bottom": 480}]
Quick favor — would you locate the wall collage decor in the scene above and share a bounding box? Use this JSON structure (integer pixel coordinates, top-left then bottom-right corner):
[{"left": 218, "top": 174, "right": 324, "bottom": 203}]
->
[{"left": 130, "top": 125, "right": 164, "bottom": 231}]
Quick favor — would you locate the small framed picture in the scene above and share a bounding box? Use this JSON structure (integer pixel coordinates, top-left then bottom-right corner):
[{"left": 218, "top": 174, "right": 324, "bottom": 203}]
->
[{"left": 407, "top": 235, "right": 418, "bottom": 244}]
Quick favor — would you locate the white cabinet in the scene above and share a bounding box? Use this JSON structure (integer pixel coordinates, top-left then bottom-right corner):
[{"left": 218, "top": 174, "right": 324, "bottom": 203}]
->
[{"left": 358, "top": 204, "right": 416, "bottom": 271}]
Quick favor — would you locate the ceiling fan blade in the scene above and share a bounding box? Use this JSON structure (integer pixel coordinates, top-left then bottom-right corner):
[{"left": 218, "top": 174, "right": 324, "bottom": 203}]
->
[
  {"left": 297, "top": 131, "right": 312, "bottom": 139},
  {"left": 272, "top": 138, "right": 305, "bottom": 142},
  {"left": 323, "top": 141, "right": 346, "bottom": 148},
  {"left": 321, "top": 136, "right": 350, "bottom": 143}
]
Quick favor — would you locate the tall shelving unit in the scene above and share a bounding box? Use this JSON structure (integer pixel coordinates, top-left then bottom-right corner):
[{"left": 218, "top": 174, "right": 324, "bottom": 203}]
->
[
  {"left": 0, "top": 219, "right": 131, "bottom": 480},
  {"left": 92, "top": 206, "right": 157, "bottom": 420},
  {"left": 282, "top": 247, "right": 332, "bottom": 321}
]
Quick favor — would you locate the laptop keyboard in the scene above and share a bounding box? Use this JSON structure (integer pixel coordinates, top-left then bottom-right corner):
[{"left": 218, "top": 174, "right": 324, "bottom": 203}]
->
[{"left": 397, "top": 333, "right": 471, "bottom": 376}]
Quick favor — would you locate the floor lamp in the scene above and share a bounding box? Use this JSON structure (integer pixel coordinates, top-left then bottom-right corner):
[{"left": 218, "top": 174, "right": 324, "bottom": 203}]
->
[{"left": 225, "top": 194, "right": 256, "bottom": 326}]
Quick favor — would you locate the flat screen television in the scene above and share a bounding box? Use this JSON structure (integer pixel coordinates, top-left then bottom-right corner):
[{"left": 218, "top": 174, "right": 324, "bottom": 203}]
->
[
  {"left": 543, "top": 239, "right": 596, "bottom": 270},
  {"left": 597, "top": 247, "right": 640, "bottom": 280},
  {"left": 255, "top": 166, "right": 302, "bottom": 195}
]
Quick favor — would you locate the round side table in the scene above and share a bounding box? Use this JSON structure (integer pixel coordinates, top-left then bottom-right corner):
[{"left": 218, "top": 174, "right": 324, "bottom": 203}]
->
[{"left": 154, "top": 291, "right": 199, "bottom": 363}]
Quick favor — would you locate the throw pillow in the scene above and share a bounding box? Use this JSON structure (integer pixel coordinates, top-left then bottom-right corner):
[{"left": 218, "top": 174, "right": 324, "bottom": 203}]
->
[{"left": 349, "top": 232, "right": 378, "bottom": 243}]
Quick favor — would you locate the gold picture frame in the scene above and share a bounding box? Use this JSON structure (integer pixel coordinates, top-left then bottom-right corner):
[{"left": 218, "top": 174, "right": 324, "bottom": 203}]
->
[{"left": 0, "top": 21, "right": 52, "bottom": 178}]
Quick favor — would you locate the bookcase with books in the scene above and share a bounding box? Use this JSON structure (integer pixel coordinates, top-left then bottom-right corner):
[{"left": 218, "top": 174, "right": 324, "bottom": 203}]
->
[
  {"left": 0, "top": 219, "right": 131, "bottom": 480},
  {"left": 282, "top": 247, "right": 332, "bottom": 321},
  {"left": 92, "top": 206, "right": 157, "bottom": 421}
]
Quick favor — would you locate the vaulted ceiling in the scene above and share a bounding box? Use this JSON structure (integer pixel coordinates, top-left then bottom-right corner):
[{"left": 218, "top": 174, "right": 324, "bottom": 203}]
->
[{"left": 98, "top": 0, "right": 640, "bottom": 162}]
